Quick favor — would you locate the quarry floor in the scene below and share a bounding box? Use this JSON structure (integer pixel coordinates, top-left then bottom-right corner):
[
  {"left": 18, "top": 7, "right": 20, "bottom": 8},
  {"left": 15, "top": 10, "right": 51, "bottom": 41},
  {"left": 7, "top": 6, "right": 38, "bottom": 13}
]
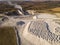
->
[{"left": 0, "top": 13, "right": 60, "bottom": 45}]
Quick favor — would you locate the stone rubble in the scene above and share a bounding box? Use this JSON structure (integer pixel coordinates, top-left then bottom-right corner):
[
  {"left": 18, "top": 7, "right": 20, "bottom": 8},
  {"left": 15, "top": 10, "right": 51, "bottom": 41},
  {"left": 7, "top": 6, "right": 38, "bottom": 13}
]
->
[{"left": 28, "top": 21, "right": 60, "bottom": 45}]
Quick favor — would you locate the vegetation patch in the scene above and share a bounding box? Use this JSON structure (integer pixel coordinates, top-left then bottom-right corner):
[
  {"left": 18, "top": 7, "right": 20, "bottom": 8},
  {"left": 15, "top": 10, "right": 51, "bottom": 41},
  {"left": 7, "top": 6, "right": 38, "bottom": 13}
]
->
[
  {"left": 0, "top": 26, "right": 17, "bottom": 45},
  {"left": 50, "top": 7, "right": 60, "bottom": 12}
]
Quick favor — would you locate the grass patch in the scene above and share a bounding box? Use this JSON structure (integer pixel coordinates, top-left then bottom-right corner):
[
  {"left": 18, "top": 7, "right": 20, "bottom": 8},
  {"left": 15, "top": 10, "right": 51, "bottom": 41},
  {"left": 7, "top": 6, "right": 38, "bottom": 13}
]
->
[
  {"left": 0, "top": 26, "right": 17, "bottom": 45},
  {"left": 50, "top": 7, "right": 60, "bottom": 12},
  {"left": 0, "top": 16, "right": 4, "bottom": 18}
]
